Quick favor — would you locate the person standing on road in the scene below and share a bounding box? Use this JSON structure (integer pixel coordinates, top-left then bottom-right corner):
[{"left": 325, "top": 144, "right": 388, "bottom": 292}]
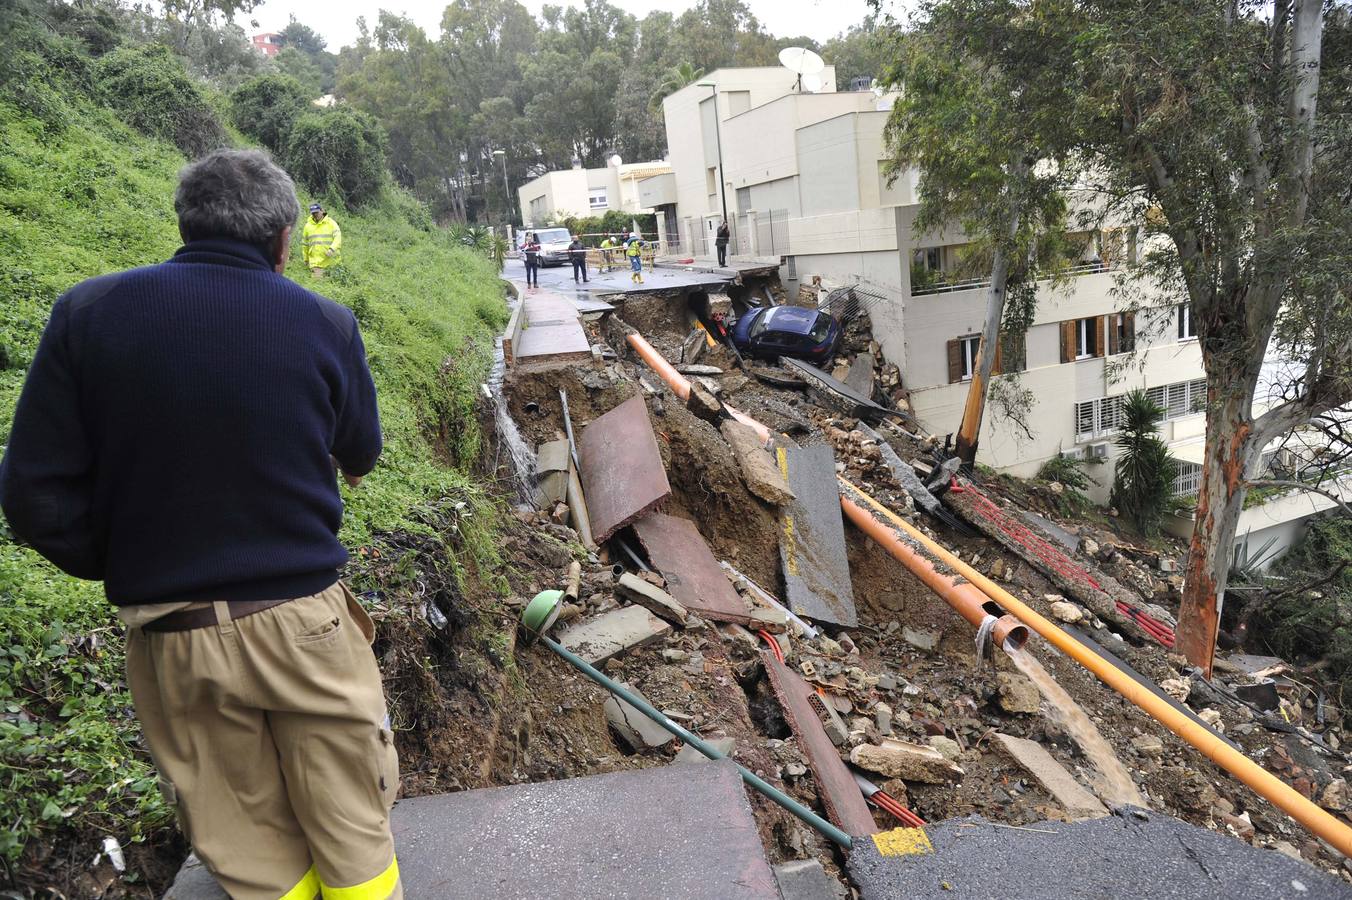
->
[
  {"left": 0, "top": 150, "right": 400, "bottom": 900},
  {"left": 523, "top": 232, "right": 541, "bottom": 289},
  {"left": 599, "top": 234, "right": 616, "bottom": 272},
  {"left": 715, "top": 219, "right": 730, "bottom": 267},
  {"left": 568, "top": 234, "right": 589, "bottom": 283},
  {"left": 625, "top": 231, "right": 645, "bottom": 284},
  {"left": 301, "top": 202, "right": 342, "bottom": 275}
]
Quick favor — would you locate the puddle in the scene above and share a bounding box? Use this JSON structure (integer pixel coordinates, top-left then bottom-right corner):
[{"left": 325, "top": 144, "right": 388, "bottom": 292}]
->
[{"left": 1006, "top": 645, "right": 1146, "bottom": 808}]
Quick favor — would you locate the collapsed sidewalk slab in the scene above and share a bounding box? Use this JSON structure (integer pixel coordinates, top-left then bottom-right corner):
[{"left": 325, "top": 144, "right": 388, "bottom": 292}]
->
[
  {"left": 555, "top": 605, "right": 672, "bottom": 664},
  {"left": 991, "top": 733, "right": 1108, "bottom": 821},
  {"left": 761, "top": 649, "right": 879, "bottom": 838},
  {"left": 578, "top": 395, "right": 671, "bottom": 543},
  {"left": 781, "top": 357, "right": 896, "bottom": 424},
  {"left": 167, "top": 762, "right": 781, "bottom": 899},
  {"left": 633, "top": 512, "right": 753, "bottom": 625},
  {"left": 777, "top": 444, "right": 857, "bottom": 627},
  {"left": 721, "top": 419, "right": 793, "bottom": 506}
]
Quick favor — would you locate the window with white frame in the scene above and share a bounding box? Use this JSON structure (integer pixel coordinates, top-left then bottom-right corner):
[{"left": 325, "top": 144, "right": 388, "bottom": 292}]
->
[
  {"left": 588, "top": 190, "right": 607, "bottom": 210},
  {"left": 1077, "top": 378, "right": 1206, "bottom": 441},
  {"left": 958, "top": 334, "right": 981, "bottom": 381},
  {"left": 1075, "top": 316, "right": 1099, "bottom": 359},
  {"left": 1073, "top": 395, "right": 1125, "bottom": 441},
  {"left": 1177, "top": 303, "right": 1196, "bottom": 340},
  {"left": 1173, "top": 461, "right": 1202, "bottom": 497}
]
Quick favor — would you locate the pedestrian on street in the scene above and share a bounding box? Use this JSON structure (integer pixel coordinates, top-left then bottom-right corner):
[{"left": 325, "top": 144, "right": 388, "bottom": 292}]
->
[
  {"left": 301, "top": 202, "right": 342, "bottom": 275},
  {"left": 600, "top": 234, "right": 616, "bottom": 272},
  {"left": 715, "top": 219, "right": 730, "bottom": 267},
  {"left": 0, "top": 149, "right": 400, "bottom": 900},
  {"left": 625, "top": 231, "right": 645, "bottom": 284},
  {"left": 568, "top": 234, "right": 589, "bottom": 283},
  {"left": 523, "top": 232, "right": 541, "bottom": 289}
]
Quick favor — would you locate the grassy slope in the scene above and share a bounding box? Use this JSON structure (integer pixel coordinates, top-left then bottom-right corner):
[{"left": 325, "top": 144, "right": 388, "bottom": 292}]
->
[{"left": 0, "top": 92, "right": 508, "bottom": 872}]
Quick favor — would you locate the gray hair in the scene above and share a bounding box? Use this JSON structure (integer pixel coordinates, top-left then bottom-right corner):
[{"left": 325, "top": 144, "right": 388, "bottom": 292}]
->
[{"left": 174, "top": 149, "right": 300, "bottom": 245}]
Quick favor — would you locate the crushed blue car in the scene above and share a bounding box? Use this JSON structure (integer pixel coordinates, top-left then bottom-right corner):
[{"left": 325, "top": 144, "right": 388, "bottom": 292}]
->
[{"left": 730, "top": 305, "right": 843, "bottom": 364}]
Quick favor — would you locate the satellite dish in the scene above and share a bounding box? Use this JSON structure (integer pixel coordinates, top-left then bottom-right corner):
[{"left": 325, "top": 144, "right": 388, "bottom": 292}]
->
[
  {"left": 802, "top": 73, "right": 823, "bottom": 93},
  {"left": 778, "top": 46, "right": 825, "bottom": 92},
  {"left": 608, "top": 154, "right": 623, "bottom": 167}
]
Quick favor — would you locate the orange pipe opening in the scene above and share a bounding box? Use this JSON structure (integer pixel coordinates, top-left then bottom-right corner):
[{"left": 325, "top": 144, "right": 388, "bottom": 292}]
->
[{"left": 841, "top": 476, "right": 1352, "bottom": 858}]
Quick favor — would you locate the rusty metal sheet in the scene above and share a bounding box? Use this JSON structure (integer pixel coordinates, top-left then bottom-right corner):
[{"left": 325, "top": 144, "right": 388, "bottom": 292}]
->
[
  {"left": 777, "top": 444, "right": 857, "bottom": 627},
  {"left": 632, "top": 512, "right": 751, "bottom": 624},
  {"left": 578, "top": 396, "right": 671, "bottom": 543},
  {"left": 761, "top": 650, "right": 878, "bottom": 838}
]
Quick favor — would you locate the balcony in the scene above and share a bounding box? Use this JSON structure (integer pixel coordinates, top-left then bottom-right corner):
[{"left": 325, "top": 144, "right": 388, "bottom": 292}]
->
[{"left": 911, "top": 260, "right": 1114, "bottom": 297}]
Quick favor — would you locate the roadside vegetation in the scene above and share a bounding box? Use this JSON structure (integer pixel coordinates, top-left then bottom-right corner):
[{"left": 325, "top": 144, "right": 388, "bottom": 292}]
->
[{"left": 0, "top": 1, "right": 508, "bottom": 885}]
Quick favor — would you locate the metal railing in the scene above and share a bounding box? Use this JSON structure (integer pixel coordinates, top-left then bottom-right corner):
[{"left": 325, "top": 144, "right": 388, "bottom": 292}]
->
[{"left": 911, "top": 260, "right": 1116, "bottom": 297}]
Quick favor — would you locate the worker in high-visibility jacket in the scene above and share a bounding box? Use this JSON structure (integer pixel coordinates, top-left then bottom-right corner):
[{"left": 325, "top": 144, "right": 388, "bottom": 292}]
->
[
  {"left": 302, "top": 203, "right": 342, "bottom": 275},
  {"left": 625, "top": 232, "right": 645, "bottom": 284}
]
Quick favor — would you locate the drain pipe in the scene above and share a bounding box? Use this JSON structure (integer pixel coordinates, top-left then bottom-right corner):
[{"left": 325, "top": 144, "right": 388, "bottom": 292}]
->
[
  {"left": 841, "top": 476, "right": 1352, "bottom": 858},
  {"left": 625, "top": 332, "right": 771, "bottom": 444},
  {"left": 839, "top": 490, "right": 1028, "bottom": 652}
]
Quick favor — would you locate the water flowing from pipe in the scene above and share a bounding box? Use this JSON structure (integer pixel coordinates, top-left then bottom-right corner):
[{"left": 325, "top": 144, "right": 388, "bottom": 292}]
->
[
  {"left": 1005, "top": 644, "right": 1145, "bottom": 809},
  {"left": 486, "top": 297, "right": 537, "bottom": 504}
]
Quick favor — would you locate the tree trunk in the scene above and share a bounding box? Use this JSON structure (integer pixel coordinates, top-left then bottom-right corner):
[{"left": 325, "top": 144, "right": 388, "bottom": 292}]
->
[{"left": 1175, "top": 387, "right": 1257, "bottom": 678}]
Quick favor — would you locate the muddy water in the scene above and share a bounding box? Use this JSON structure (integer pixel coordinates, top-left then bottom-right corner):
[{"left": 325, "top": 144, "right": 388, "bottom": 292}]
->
[{"left": 1006, "top": 645, "right": 1146, "bottom": 808}]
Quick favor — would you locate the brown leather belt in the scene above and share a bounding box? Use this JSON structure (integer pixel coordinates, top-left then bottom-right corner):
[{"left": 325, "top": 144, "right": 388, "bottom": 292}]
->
[{"left": 143, "top": 598, "right": 294, "bottom": 633}]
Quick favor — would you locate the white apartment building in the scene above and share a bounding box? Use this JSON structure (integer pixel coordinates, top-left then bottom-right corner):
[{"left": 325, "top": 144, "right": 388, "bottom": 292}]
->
[
  {"left": 517, "top": 158, "right": 671, "bottom": 227},
  {"left": 657, "top": 66, "right": 1335, "bottom": 566}
]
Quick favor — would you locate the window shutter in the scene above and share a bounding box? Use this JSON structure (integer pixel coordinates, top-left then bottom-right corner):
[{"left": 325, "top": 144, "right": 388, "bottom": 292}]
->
[
  {"left": 1060, "top": 321, "right": 1075, "bottom": 363},
  {"left": 1093, "top": 315, "right": 1107, "bottom": 357},
  {"left": 991, "top": 335, "right": 1003, "bottom": 376},
  {"left": 1124, "top": 312, "right": 1135, "bottom": 352},
  {"left": 1108, "top": 316, "right": 1120, "bottom": 355},
  {"left": 947, "top": 339, "right": 962, "bottom": 384}
]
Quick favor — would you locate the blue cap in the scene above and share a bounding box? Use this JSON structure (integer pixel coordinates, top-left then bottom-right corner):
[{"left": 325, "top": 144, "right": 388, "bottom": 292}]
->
[{"left": 309, "top": 203, "right": 323, "bottom": 213}]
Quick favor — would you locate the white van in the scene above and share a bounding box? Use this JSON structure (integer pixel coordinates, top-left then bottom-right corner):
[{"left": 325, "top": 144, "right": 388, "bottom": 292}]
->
[{"left": 527, "top": 227, "right": 574, "bottom": 266}]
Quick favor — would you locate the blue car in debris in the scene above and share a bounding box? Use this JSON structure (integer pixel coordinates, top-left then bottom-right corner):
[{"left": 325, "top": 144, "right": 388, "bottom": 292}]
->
[{"left": 731, "top": 305, "right": 843, "bottom": 364}]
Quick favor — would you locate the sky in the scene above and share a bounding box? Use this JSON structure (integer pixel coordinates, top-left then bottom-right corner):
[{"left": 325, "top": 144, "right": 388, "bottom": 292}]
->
[{"left": 250, "top": 0, "right": 896, "bottom": 52}]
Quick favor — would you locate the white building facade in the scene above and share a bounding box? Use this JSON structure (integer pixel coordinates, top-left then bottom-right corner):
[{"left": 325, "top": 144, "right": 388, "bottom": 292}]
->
[{"left": 517, "top": 159, "right": 671, "bottom": 227}]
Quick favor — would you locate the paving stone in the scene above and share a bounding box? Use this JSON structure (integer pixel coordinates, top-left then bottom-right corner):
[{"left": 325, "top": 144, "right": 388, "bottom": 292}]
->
[
  {"left": 991, "top": 733, "right": 1108, "bottom": 821},
  {"left": 614, "top": 572, "right": 688, "bottom": 625},
  {"left": 672, "top": 736, "right": 736, "bottom": 765},
  {"left": 555, "top": 606, "right": 672, "bottom": 664},
  {"left": 773, "top": 858, "right": 846, "bottom": 900},
  {"left": 720, "top": 419, "right": 793, "bottom": 505},
  {"left": 577, "top": 396, "right": 671, "bottom": 543},
  {"left": 605, "top": 683, "right": 675, "bottom": 750},
  {"left": 633, "top": 512, "right": 752, "bottom": 624}
]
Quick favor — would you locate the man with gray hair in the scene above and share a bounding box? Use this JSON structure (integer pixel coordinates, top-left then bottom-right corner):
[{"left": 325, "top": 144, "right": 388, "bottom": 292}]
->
[{"left": 0, "top": 150, "right": 400, "bottom": 899}]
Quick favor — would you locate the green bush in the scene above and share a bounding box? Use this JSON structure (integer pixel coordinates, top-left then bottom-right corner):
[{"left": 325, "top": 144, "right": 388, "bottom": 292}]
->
[
  {"left": 93, "top": 44, "right": 226, "bottom": 157},
  {"left": 1111, "top": 390, "right": 1175, "bottom": 536},
  {"left": 230, "top": 73, "right": 311, "bottom": 154},
  {"left": 551, "top": 209, "right": 656, "bottom": 241},
  {"left": 285, "top": 106, "right": 387, "bottom": 207}
]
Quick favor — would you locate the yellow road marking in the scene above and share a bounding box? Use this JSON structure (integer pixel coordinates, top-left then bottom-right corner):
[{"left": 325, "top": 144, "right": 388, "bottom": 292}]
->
[{"left": 872, "top": 827, "right": 934, "bottom": 857}]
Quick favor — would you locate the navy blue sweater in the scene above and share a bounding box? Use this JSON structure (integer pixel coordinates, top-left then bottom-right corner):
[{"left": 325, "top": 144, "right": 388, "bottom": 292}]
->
[{"left": 0, "top": 240, "right": 382, "bottom": 607}]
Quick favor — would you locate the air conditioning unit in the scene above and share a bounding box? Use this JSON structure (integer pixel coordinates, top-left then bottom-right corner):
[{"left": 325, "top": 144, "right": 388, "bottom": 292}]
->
[
  {"left": 1089, "top": 443, "right": 1110, "bottom": 460},
  {"left": 1059, "top": 448, "right": 1085, "bottom": 461}
]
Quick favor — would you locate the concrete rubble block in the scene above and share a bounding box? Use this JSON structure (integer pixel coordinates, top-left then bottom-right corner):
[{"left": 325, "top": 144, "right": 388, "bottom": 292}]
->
[
  {"left": 720, "top": 419, "right": 794, "bottom": 506},
  {"left": 676, "top": 364, "right": 723, "bottom": 376},
  {"left": 747, "top": 605, "right": 789, "bottom": 633},
  {"left": 577, "top": 396, "right": 671, "bottom": 543},
  {"left": 849, "top": 738, "right": 965, "bottom": 784},
  {"left": 673, "top": 736, "right": 736, "bottom": 765},
  {"left": 845, "top": 352, "right": 876, "bottom": 398},
  {"left": 1050, "top": 601, "right": 1085, "bottom": 624},
  {"left": 605, "top": 683, "right": 675, "bottom": 751},
  {"left": 1320, "top": 778, "right": 1349, "bottom": 811},
  {"left": 1131, "top": 734, "right": 1165, "bottom": 758},
  {"left": 535, "top": 439, "right": 572, "bottom": 507},
  {"left": 680, "top": 328, "right": 707, "bottom": 364},
  {"left": 773, "top": 858, "right": 846, "bottom": 900},
  {"left": 927, "top": 735, "right": 961, "bottom": 761},
  {"left": 995, "top": 671, "right": 1042, "bottom": 715},
  {"left": 901, "top": 627, "right": 938, "bottom": 653},
  {"left": 686, "top": 379, "right": 725, "bottom": 424},
  {"left": 614, "top": 572, "right": 688, "bottom": 626},
  {"left": 992, "top": 733, "right": 1108, "bottom": 820},
  {"left": 556, "top": 605, "right": 673, "bottom": 664}
]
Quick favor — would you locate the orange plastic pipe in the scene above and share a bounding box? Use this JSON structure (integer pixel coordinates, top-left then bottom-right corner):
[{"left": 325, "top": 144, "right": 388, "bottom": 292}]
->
[
  {"left": 626, "top": 332, "right": 771, "bottom": 444},
  {"left": 840, "top": 494, "right": 1028, "bottom": 651},
  {"left": 840, "top": 476, "right": 1352, "bottom": 857}
]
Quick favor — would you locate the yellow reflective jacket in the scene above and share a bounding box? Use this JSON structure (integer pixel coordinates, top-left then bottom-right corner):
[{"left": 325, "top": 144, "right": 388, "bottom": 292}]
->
[{"left": 302, "top": 215, "right": 342, "bottom": 268}]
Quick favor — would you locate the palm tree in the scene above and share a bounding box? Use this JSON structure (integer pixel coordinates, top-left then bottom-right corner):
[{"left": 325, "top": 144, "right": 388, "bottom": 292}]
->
[
  {"left": 649, "top": 62, "right": 705, "bottom": 110},
  {"left": 1111, "top": 390, "right": 1177, "bottom": 537}
]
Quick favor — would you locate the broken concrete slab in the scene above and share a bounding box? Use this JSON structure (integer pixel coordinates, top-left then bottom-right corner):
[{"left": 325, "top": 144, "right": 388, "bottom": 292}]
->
[
  {"left": 555, "top": 605, "right": 673, "bottom": 664},
  {"left": 762, "top": 649, "right": 879, "bottom": 837},
  {"left": 777, "top": 444, "right": 857, "bottom": 628},
  {"left": 686, "top": 379, "right": 725, "bottom": 424},
  {"left": 536, "top": 439, "right": 571, "bottom": 506},
  {"left": 721, "top": 419, "right": 793, "bottom": 506},
  {"left": 633, "top": 512, "right": 752, "bottom": 625},
  {"left": 781, "top": 357, "right": 896, "bottom": 424},
  {"left": 991, "top": 733, "right": 1108, "bottom": 820},
  {"left": 605, "top": 683, "right": 675, "bottom": 750},
  {"left": 615, "top": 572, "right": 688, "bottom": 626},
  {"left": 849, "top": 739, "right": 965, "bottom": 784},
  {"left": 673, "top": 736, "right": 736, "bottom": 765},
  {"left": 774, "top": 859, "right": 847, "bottom": 900},
  {"left": 845, "top": 352, "right": 876, "bottom": 398},
  {"left": 676, "top": 364, "right": 723, "bottom": 376},
  {"left": 578, "top": 396, "right": 671, "bottom": 543},
  {"left": 849, "top": 807, "right": 1351, "bottom": 900}
]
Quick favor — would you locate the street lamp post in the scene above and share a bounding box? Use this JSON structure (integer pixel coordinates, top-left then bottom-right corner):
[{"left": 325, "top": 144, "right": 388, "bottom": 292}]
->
[
  {"left": 493, "top": 149, "right": 511, "bottom": 226},
  {"left": 696, "top": 82, "right": 729, "bottom": 226}
]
